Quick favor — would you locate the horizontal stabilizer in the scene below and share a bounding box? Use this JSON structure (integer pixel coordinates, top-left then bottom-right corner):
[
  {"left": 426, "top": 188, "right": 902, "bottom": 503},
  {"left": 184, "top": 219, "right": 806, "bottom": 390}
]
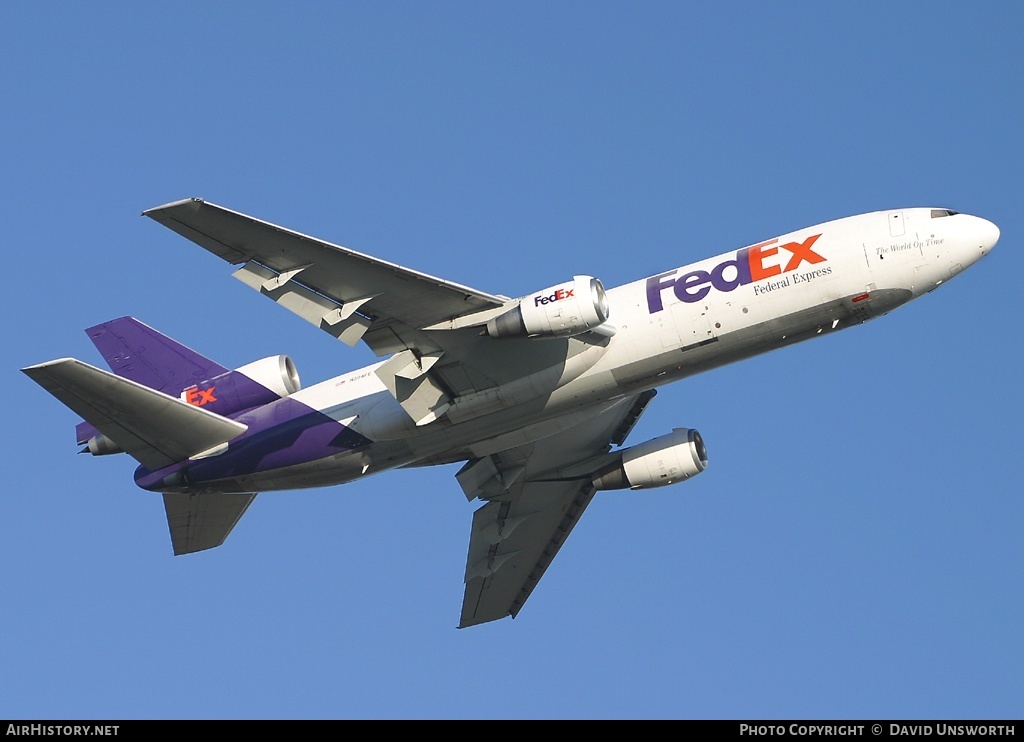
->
[
  {"left": 163, "top": 492, "right": 257, "bottom": 555},
  {"left": 22, "top": 358, "right": 248, "bottom": 471}
]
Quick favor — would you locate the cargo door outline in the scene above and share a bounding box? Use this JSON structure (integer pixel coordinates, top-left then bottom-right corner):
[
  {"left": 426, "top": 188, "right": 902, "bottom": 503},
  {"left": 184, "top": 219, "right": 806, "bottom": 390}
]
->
[
  {"left": 669, "top": 300, "right": 717, "bottom": 352},
  {"left": 888, "top": 211, "right": 906, "bottom": 237}
]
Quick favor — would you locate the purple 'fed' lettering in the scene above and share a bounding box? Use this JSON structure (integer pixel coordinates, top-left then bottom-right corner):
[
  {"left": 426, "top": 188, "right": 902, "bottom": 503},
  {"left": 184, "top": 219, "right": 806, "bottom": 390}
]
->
[{"left": 646, "top": 234, "right": 824, "bottom": 312}]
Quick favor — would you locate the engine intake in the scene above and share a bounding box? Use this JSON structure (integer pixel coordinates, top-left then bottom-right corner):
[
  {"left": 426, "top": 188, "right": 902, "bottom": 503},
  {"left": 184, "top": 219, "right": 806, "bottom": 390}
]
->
[
  {"left": 592, "top": 428, "right": 707, "bottom": 490},
  {"left": 486, "top": 275, "right": 610, "bottom": 339},
  {"left": 232, "top": 355, "right": 301, "bottom": 398},
  {"left": 180, "top": 354, "right": 301, "bottom": 417},
  {"left": 179, "top": 356, "right": 299, "bottom": 419}
]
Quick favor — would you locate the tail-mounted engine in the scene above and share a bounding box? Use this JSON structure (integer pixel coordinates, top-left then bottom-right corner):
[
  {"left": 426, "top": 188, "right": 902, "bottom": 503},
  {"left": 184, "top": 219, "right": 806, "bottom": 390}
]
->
[
  {"left": 592, "top": 428, "right": 708, "bottom": 490},
  {"left": 485, "top": 275, "right": 611, "bottom": 339},
  {"left": 178, "top": 354, "right": 301, "bottom": 417},
  {"left": 80, "top": 355, "right": 301, "bottom": 456}
]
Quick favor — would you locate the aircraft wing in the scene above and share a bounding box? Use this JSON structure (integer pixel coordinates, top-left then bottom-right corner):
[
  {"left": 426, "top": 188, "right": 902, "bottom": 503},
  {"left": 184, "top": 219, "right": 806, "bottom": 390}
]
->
[
  {"left": 456, "top": 389, "right": 657, "bottom": 628},
  {"left": 144, "top": 198, "right": 607, "bottom": 426},
  {"left": 142, "top": 198, "right": 511, "bottom": 357}
]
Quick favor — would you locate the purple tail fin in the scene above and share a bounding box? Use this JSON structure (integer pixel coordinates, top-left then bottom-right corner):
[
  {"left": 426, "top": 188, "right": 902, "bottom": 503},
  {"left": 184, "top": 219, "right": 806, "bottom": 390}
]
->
[
  {"left": 86, "top": 317, "right": 230, "bottom": 394},
  {"left": 75, "top": 317, "right": 294, "bottom": 445}
]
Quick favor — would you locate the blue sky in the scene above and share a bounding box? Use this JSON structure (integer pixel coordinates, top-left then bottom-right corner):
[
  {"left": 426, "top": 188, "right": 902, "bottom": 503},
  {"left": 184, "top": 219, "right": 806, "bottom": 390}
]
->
[{"left": 4, "top": 2, "right": 1022, "bottom": 720}]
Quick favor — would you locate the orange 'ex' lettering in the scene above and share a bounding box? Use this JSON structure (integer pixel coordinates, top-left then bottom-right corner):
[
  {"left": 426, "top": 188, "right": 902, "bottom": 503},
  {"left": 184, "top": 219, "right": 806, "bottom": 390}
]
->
[{"left": 185, "top": 386, "right": 217, "bottom": 407}]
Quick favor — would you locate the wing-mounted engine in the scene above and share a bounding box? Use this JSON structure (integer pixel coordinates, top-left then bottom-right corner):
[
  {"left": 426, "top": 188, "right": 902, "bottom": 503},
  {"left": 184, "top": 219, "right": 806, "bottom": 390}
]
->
[
  {"left": 373, "top": 276, "right": 612, "bottom": 427},
  {"left": 485, "top": 275, "right": 612, "bottom": 339},
  {"left": 592, "top": 428, "right": 708, "bottom": 490}
]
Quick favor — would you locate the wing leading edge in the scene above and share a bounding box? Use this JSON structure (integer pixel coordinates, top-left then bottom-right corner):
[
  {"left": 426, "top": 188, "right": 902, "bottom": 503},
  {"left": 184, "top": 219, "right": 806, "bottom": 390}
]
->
[
  {"left": 142, "top": 198, "right": 510, "bottom": 356},
  {"left": 456, "top": 391, "right": 657, "bottom": 628}
]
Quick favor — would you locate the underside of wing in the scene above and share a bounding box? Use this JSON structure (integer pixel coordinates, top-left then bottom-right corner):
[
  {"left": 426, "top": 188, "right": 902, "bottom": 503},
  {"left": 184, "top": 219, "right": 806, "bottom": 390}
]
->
[
  {"left": 143, "top": 198, "right": 510, "bottom": 355},
  {"left": 460, "top": 481, "right": 596, "bottom": 627},
  {"left": 457, "top": 390, "right": 657, "bottom": 628}
]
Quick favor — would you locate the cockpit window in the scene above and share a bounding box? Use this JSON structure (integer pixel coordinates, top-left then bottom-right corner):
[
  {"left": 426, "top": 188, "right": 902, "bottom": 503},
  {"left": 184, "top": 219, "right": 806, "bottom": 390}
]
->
[{"left": 931, "top": 209, "right": 959, "bottom": 218}]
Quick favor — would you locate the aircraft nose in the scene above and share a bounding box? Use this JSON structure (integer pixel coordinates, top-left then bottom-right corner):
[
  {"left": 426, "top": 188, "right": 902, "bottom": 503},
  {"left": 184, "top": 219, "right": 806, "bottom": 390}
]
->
[
  {"left": 957, "top": 214, "right": 999, "bottom": 267},
  {"left": 977, "top": 217, "right": 1000, "bottom": 254}
]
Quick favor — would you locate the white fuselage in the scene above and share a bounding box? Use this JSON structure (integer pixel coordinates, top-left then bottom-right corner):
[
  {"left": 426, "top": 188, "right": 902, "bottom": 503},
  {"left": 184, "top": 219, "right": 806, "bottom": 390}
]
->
[{"left": 189, "top": 208, "right": 996, "bottom": 494}]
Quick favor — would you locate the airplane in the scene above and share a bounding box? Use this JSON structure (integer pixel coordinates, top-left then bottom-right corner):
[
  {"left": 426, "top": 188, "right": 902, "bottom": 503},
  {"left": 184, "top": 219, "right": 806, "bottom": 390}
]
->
[{"left": 22, "top": 199, "right": 998, "bottom": 627}]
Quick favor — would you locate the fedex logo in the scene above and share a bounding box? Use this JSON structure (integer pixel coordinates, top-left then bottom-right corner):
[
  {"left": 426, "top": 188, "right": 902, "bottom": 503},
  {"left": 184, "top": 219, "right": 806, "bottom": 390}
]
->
[
  {"left": 184, "top": 386, "right": 217, "bottom": 407},
  {"left": 534, "top": 288, "right": 574, "bottom": 306},
  {"left": 646, "top": 234, "right": 825, "bottom": 312}
]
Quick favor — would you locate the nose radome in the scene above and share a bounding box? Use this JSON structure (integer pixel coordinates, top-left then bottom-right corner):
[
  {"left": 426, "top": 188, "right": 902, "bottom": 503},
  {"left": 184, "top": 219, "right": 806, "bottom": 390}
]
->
[
  {"left": 978, "top": 217, "right": 1000, "bottom": 252},
  {"left": 963, "top": 214, "right": 1000, "bottom": 254}
]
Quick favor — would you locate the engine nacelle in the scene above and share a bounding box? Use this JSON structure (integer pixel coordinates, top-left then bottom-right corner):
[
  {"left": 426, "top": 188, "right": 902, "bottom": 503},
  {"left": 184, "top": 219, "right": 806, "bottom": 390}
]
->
[
  {"left": 232, "top": 355, "right": 301, "bottom": 398},
  {"left": 592, "top": 428, "right": 708, "bottom": 490},
  {"left": 178, "top": 355, "right": 302, "bottom": 418},
  {"left": 80, "top": 355, "right": 302, "bottom": 457},
  {"left": 84, "top": 432, "right": 123, "bottom": 456},
  {"left": 485, "top": 275, "right": 610, "bottom": 339}
]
